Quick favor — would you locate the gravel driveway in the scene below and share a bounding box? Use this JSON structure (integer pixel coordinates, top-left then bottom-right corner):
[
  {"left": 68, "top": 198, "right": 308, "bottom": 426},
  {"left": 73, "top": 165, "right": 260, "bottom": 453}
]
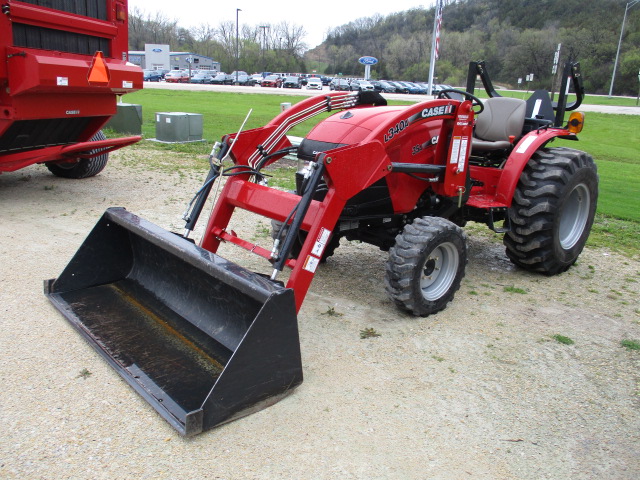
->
[{"left": 1, "top": 146, "right": 638, "bottom": 480}]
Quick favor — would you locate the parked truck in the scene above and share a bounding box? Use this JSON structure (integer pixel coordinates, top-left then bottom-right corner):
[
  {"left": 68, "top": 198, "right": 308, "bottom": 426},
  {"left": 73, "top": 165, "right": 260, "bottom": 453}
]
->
[{"left": 0, "top": 0, "right": 143, "bottom": 178}]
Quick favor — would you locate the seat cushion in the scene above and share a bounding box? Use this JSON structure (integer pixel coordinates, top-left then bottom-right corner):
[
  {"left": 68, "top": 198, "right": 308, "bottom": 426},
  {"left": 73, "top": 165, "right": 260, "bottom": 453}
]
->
[{"left": 474, "top": 97, "right": 527, "bottom": 142}]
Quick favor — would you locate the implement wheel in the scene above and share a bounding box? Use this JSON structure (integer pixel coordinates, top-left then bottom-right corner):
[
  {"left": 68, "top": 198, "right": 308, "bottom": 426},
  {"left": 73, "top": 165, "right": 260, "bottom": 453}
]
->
[
  {"left": 504, "top": 147, "right": 598, "bottom": 274},
  {"left": 46, "top": 131, "right": 109, "bottom": 179},
  {"left": 385, "top": 217, "right": 467, "bottom": 316}
]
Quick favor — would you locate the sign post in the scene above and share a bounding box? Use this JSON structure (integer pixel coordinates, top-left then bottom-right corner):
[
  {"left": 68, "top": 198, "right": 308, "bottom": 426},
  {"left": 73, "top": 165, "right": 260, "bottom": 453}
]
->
[
  {"left": 358, "top": 56, "right": 378, "bottom": 80},
  {"left": 186, "top": 55, "right": 193, "bottom": 78}
]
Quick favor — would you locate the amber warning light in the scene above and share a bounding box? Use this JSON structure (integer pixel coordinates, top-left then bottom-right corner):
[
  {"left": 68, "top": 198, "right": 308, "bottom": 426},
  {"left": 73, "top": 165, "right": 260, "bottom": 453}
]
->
[
  {"left": 567, "top": 112, "right": 584, "bottom": 134},
  {"left": 116, "top": 2, "right": 127, "bottom": 22},
  {"left": 88, "top": 52, "right": 110, "bottom": 85}
]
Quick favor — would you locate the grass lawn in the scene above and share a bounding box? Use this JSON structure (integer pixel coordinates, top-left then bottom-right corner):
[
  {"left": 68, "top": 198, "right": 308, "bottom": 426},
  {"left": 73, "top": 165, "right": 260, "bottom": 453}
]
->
[{"left": 113, "top": 89, "right": 639, "bottom": 257}]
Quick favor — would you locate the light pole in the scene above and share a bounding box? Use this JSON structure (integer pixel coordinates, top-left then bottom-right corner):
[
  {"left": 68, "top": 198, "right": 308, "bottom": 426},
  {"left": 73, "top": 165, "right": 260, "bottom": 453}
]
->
[
  {"left": 235, "top": 8, "right": 241, "bottom": 85},
  {"left": 259, "top": 25, "right": 269, "bottom": 73},
  {"left": 609, "top": 0, "right": 639, "bottom": 97}
]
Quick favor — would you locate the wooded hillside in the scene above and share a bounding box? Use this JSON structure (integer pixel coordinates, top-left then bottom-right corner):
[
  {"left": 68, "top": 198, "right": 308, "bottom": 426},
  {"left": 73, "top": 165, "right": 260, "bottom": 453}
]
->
[
  {"left": 306, "top": 0, "right": 639, "bottom": 95},
  {"left": 128, "top": 0, "right": 639, "bottom": 95}
]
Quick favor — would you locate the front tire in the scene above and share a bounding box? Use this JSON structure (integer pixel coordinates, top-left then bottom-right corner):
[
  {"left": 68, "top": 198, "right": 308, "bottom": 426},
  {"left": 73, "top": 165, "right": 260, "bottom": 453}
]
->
[
  {"left": 385, "top": 217, "right": 467, "bottom": 316},
  {"left": 504, "top": 147, "right": 598, "bottom": 274},
  {"left": 46, "top": 130, "right": 109, "bottom": 179}
]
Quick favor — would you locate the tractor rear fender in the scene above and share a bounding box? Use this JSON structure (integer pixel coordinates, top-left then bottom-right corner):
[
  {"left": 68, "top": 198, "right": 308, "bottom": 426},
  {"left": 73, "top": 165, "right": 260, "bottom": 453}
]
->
[{"left": 495, "top": 128, "right": 577, "bottom": 206}]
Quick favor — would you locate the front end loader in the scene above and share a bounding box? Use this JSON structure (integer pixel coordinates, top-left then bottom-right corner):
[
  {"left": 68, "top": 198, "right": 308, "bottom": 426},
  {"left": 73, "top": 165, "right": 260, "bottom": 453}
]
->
[{"left": 46, "top": 62, "right": 597, "bottom": 436}]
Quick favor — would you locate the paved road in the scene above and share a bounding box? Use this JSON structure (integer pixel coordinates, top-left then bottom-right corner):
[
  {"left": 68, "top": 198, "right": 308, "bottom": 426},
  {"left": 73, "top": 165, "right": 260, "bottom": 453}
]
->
[{"left": 143, "top": 81, "right": 640, "bottom": 115}]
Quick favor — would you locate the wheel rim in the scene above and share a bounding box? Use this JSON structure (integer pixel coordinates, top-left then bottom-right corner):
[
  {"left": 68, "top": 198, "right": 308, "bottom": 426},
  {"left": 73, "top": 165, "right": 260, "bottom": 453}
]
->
[
  {"left": 420, "top": 242, "right": 459, "bottom": 301},
  {"left": 559, "top": 183, "right": 590, "bottom": 250}
]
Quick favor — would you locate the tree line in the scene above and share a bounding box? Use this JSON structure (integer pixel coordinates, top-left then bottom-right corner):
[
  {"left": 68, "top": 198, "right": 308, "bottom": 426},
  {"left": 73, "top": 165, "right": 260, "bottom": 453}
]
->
[
  {"left": 308, "top": 0, "right": 640, "bottom": 95},
  {"left": 128, "top": 0, "right": 639, "bottom": 95},
  {"left": 128, "top": 8, "right": 309, "bottom": 74}
]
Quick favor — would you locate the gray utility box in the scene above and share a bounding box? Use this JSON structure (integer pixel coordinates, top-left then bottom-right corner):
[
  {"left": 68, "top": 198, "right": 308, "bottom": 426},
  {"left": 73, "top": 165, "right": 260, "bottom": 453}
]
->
[
  {"left": 105, "top": 103, "right": 142, "bottom": 135},
  {"left": 155, "top": 112, "right": 203, "bottom": 143}
]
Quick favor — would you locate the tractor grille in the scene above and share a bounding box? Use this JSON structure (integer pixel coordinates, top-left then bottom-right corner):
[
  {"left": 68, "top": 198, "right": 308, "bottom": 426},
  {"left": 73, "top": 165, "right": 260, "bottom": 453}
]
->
[
  {"left": 18, "top": 0, "right": 108, "bottom": 20},
  {"left": 0, "top": 118, "right": 92, "bottom": 154},
  {"left": 13, "top": 24, "right": 110, "bottom": 56}
]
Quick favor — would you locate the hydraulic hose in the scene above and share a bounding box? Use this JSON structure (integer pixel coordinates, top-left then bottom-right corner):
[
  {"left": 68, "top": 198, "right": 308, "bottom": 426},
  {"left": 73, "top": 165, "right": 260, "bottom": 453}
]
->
[{"left": 183, "top": 141, "right": 229, "bottom": 236}]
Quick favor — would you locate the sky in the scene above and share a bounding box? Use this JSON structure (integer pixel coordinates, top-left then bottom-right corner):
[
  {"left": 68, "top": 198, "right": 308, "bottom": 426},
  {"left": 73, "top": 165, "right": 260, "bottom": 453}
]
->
[{"left": 129, "top": 1, "right": 437, "bottom": 50}]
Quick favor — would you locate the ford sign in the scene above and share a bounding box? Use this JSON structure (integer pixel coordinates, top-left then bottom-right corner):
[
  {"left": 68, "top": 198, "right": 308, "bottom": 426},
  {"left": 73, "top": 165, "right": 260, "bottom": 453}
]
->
[
  {"left": 152, "top": 48, "right": 163, "bottom": 52},
  {"left": 358, "top": 56, "right": 378, "bottom": 65}
]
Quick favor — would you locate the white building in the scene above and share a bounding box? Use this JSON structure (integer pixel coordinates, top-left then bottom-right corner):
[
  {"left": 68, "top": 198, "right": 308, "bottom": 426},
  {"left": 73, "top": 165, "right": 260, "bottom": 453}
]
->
[{"left": 128, "top": 44, "right": 220, "bottom": 72}]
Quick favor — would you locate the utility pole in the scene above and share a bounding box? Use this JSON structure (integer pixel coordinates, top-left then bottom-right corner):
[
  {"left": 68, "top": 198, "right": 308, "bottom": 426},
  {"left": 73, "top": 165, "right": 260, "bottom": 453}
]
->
[
  {"left": 235, "top": 8, "right": 241, "bottom": 85},
  {"left": 259, "top": 25, "right": 269, "bottom": 73},
  {"left": 609, "top": 0, "right": 639, "bottom": 97}
]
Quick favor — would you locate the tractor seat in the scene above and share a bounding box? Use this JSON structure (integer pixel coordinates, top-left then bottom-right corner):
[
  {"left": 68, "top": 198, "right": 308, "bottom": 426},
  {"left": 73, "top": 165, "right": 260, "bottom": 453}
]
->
[{"left": 472, "top": 97, "right": 527, "bottom": 152}]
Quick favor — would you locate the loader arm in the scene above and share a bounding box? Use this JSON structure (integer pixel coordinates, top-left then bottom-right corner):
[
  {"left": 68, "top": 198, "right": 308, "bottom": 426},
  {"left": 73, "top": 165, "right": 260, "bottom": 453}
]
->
[
  {"left": 200, "top": 96, "right": 474, "bottom": 311},
  {"left": 201, "top": 140, "right": 392, "bottom": 312}
]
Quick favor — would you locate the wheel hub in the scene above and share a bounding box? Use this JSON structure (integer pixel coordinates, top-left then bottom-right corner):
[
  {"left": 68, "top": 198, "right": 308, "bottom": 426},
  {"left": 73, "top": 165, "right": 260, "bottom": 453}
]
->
[
  {"left": 423, "top": 258, "right": 437, "bottom": 277},
  {"left": 420, "top": 242, "right": 459, "bottom": 301},
  {"left": 559, "top": 183, "right": 590, "bottom": 250}
]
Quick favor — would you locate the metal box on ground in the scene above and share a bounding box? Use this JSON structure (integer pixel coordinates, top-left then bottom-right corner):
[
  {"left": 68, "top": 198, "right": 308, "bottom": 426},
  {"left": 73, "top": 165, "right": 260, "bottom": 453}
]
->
[
  {"left": 154, "top": 112, "right": 203, "bottom": 143},
  {"left": 105, "top": 103, "right": 143, "bottom": 135}
]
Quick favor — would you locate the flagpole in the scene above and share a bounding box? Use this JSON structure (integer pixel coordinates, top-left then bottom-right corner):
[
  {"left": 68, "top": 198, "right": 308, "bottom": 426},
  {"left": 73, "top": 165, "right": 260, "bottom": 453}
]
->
[{"left": 427, "top": 0, "right": 442, "bottom": 97}]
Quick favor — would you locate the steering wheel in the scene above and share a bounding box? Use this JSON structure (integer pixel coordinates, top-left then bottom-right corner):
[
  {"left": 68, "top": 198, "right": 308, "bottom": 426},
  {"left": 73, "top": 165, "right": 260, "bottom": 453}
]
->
[{"left": 437, "top": 89, "right": 484, "bottom": 114}]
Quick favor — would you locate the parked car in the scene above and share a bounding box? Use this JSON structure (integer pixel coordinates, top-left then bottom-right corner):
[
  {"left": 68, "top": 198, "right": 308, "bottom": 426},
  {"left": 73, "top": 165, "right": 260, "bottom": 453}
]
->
[
  {"left": 359, "top": 80, "right": 375, "bottom": 92},
  {"left": 190, "top": 72, "right": 214, "bottom": 84},
  {"left": 164, "top": 70, "right": 190, "bottom": 83},
  {"left": 210, "top": 72, "right": 233, "bottom": 85},
  {"left": 229, "top": 71, "right": 256, "bottom": 86},
  {"left": 349, "top": 79, "right": 374, "bottom": 92},
  {"left": 261, "top": 75, "right": 282, "bottom": 87},
  {"left": 306, "top": 78, "right": 322, "bottom": 90},
  {"left": 319, "top": 76, "right": 332, "bottom": 86},
  {"left": 329, "top": 78, "right": 350, "bottom": 91},
  {"left": 143, "top": 70, "right": 163, "bottom": 82},
  {"left": 374, "top": 80, "right": 397, "bottom": 93},
  {"left": 282, "top": 76, "right": 302, "bottom": 89},
  {"left": 395, "top": 81, "right": 419, "bottom": 94},
  {"left": 406, "top": 82, "right": 428, "bottom": 94},
  {"left": 389, "top": 81, "right": 409, "bottom": 93},
  {"left": 430, "top": 83, "right": 450, "bottom": 94},
  {"left": 251, "top": 73, "right": 264, "bottom": 83}
]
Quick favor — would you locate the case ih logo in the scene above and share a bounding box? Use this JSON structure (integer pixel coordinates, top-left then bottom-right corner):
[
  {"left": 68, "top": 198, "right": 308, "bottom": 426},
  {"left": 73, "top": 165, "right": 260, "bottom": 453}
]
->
[{"left": 421, "top": 104, "right": 454, "bottom": 118}]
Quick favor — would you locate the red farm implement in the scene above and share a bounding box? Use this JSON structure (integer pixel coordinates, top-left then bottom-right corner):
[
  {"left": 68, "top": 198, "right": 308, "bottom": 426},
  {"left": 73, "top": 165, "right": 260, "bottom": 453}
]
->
[{"left": 0, "top": 0, "right": 142, "bottom": 178}]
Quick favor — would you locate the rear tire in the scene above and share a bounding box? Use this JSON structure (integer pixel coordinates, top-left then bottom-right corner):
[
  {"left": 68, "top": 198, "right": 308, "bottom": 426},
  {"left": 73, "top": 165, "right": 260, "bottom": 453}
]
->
[
  {"left": 46, "top": 130, "right": 109, "bottom": 179},
  {"left": 504, "top": 147, "right": 598, "bottom": 274},
  {"left": 385, "top": 217, "right": 467, "bottom": 316}
]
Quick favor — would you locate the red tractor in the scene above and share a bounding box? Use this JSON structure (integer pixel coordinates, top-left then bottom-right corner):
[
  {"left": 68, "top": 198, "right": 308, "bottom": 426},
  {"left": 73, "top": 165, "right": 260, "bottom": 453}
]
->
[{"left": 47, "top": 61, "right": 597, "bottom": 436}]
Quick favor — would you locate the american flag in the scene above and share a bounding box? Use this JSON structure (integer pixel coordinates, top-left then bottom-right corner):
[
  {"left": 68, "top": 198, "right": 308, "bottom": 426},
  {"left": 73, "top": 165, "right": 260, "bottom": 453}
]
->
[{"left": 434, "top": 0, "right": 443, "bottom": 59}]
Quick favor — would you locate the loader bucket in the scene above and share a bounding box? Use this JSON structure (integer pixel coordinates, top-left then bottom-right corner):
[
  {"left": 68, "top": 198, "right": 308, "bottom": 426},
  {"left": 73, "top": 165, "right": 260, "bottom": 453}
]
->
[{"left": 45, "top": 207, "right": 302, "bottom": 437}]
